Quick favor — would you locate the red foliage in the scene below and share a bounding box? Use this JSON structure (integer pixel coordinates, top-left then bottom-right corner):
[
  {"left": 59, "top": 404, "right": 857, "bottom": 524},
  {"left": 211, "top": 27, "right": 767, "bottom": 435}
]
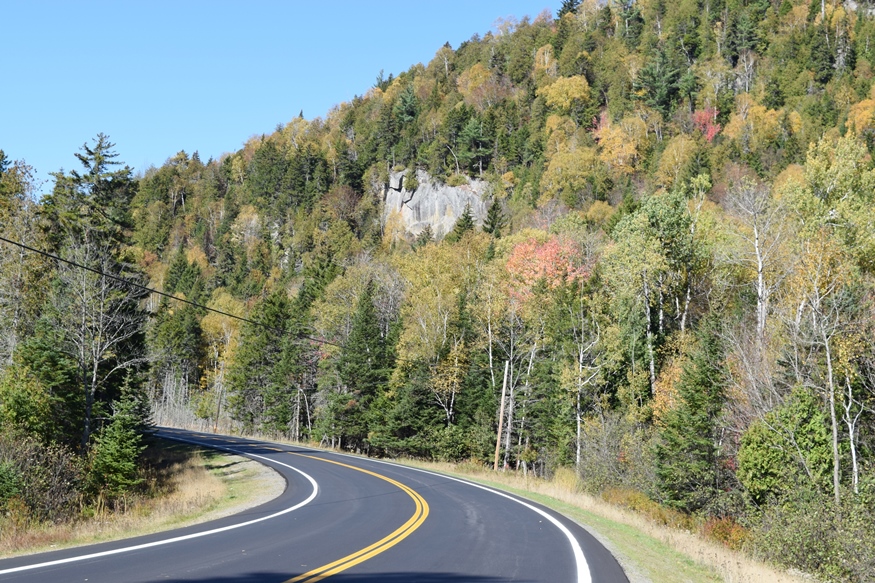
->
[
  {"left": 692, "top": 107, "right": 721, "bottom": 143},
  {"left": 505, "top": 235, "right": 589, "bottom": 300}
]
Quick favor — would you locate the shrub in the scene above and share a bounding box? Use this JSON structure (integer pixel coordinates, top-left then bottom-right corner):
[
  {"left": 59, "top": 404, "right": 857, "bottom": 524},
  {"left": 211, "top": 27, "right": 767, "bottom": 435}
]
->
[
  {"left": 702, "top": 516, "right": 747, "bottom": 550},
  {"left": 0, "top": 427, "right": 81, "bottom": 523}
]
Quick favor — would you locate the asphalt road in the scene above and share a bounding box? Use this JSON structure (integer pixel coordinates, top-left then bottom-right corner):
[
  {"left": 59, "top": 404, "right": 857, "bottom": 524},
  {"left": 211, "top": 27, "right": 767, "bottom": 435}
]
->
[{"left": 0, "top": 428, "right": 628, "bottom": 583}]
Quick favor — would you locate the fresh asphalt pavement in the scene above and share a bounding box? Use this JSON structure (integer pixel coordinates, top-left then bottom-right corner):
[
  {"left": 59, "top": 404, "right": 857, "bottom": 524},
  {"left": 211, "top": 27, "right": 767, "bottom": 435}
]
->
[{"left": 0, "top": 428, "right": 628, "bottom": 583}]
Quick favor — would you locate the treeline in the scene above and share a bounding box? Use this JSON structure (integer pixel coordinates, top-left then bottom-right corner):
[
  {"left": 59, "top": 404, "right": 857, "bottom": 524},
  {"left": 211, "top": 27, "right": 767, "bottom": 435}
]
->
[
  {"left": 0, "top": 140, "right": 153, "bottom": 526},
  {"left": 3, "top": 0, "right": 875, "bottom": 578}
]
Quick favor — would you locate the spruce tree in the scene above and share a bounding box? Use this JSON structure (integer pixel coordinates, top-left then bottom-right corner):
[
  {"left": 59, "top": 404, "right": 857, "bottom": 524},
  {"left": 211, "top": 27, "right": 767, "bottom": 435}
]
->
[
  {"left": 332, "top": 281, "right": 392, "bottom": 450},
  {"left": 414, "top": 224, "right": 434, "bottom": 248},
  {"left": 557, "top": 0, "right": 582, "bottom": 18},
  {"left": 655, "top": 320, "right": 727, "bottom": 513},
  {"left": 226, "top": 290, "right": 291, "bottom": 432},
  {"left": 445, "top": 203, "right": 475, "bottom": 243},
  {"left": 482, "top": 198, "right": 506, "bottom": 238}
]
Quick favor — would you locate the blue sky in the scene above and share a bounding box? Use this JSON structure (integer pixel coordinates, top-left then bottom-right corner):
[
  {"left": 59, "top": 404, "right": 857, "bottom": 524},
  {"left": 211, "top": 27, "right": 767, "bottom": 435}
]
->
[{"left": 2, "top": 1, "right": 554, "bottom": 193}]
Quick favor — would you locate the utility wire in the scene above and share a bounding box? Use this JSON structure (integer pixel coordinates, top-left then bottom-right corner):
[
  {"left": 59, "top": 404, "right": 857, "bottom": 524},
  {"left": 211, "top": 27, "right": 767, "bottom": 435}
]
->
[{"left": 0, "top": 234, "right": 340, "bottom": 348}]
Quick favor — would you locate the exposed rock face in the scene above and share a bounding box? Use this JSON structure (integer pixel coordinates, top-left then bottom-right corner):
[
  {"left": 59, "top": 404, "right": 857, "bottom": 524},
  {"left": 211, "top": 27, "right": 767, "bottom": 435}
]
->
[{"left": 383, "top": 170, "right": 488, "bottom": 238}]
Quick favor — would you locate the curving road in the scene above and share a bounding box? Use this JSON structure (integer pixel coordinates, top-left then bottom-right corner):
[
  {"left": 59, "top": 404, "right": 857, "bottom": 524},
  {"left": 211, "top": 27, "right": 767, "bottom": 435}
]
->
[{"left": 0, "top": 428, "right": 628, "bottom": 583}]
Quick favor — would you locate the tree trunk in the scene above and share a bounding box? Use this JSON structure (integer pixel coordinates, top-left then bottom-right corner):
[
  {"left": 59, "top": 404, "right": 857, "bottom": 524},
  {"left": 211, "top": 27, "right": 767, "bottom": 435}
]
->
[{"left": 822, "top": 326, "right": 841, "bottom": 510}]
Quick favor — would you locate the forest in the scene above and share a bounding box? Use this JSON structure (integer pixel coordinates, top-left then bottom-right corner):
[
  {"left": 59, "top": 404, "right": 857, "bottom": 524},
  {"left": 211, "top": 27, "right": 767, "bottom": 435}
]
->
[{"left": 3, "top": 0, "right": 875, "bottom": 579}]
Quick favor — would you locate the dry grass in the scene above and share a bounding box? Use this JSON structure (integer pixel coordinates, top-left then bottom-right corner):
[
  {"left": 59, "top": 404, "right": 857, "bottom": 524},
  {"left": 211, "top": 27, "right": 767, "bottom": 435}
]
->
[
  {"left": 0, "top": 440, "right": 284, "bottom": 559},
  {"left": 401, "top": 460, "right": 813, "bottom": 583}
]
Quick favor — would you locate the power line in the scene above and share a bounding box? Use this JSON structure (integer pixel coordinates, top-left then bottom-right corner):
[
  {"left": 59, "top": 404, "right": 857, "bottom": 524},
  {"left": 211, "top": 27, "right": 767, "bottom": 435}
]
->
[{"left": 0, "top": 234, "right": 340, "bottom": 348}]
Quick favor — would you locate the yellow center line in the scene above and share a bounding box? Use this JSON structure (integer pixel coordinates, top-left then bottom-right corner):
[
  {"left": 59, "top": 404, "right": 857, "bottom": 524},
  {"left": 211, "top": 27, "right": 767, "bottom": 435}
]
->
[{"left": 283, "top": 453, "right": 430, "bottom": 583}]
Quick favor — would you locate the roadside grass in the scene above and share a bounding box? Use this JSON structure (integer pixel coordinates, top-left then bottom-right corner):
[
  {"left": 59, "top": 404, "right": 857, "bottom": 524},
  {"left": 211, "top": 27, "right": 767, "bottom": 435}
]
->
[
  {"left": 2, "top": 428, "right": 810, "bottom": 583},
  {"left": 0, "top": 438, "right": 284, "bottom": 558},
  {"left": 397, "top": 460, "right": 811, "bottom": 583}
]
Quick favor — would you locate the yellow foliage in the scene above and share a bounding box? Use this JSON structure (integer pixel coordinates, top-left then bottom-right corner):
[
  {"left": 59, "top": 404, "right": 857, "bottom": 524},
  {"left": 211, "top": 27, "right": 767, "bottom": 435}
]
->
[
  {"left": 781, "top": 4, "right": 809, "bottom": 31},
  {"left": 544, "top": 114, "right": 580, "bottom": 161},
  {"left": 722, "top": 93, "right": 781, "bottom": 155},
  {"left": 396, "top": 233, "right": 491, "bottom": 362},
  {"left": 201, "top": 290, "right": 244, "bottom": 364},
  {"left": 595, "top": 114, "right": 647, "bottom": 176},
  {"left": 281, "top": 117, "right": 317, "bottom": 152},
  {"left": 539, "top": 147, "right": 602, "bottom": 205},
  {"left": 457, "top": 63, "right": 503, "bottom": 111},
  {"left": 847, "top": 98, "right": 875, "bottom": 136},
  {"left": 533, "top": 45, "right": 558, "bottom": 85},
  {"left": 655, "top": 135, "right": 697, "bottom": 188},
  {"left": 186, "top": 246, "right": 210, "bottom": 274},
  {"left": 585, "top": 200, "right": 614, "bottom": 226},
  {"left": 537, "top": 76, "right": 591, "bottom": 114},
  {"left": 772, "top": 164, "right": 805, "bottom": 201},
  {"left": 652, "top": 357, "right": 682, "bottom": 426}
]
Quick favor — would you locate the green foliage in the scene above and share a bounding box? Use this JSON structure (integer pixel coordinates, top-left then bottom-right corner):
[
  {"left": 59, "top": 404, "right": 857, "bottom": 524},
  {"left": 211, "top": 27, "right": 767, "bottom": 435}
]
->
[
  {"left": 445, "top": 203, "right": 475, "bottom": 243},
  {"left": 482, "top": 198, "right": 507, "bottom": 238},
  {"left": 633, "top": 48, "right": 680, "bottom": 117},
  {"left": 655, "top": 322, "right": 727, "bottom": 514},
  {"left": 737, "top": 387, "right": 833, "bottom": 505},
  {"left": 327, "top": 281, "right": 395, "bottom": 450},
  {"left": 226, "top": 290, "right": 293, "bottom": 432},
  {"left": 0, "top": 427, "right": 82, "bottom": 522},
  {"left": 87, "top": 393, "right": 147, "bottom": 502},
  {"left": 40, "top": 133, "right": 138, "bottom": 253},
  {"left": 10, "top": 5, "right": 875, "bottom": 573},
  {"left": 749, "top": 484, "right": 875, "bottom": 582},
  {"left": 0, "top": 365, "right": 54, "bottom": 442}
]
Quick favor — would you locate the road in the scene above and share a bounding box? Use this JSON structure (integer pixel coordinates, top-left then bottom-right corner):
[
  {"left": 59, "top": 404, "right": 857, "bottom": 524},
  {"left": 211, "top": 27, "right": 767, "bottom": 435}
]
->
[{"left": 0, "top": 428, "right": 628, "bottom": 583}]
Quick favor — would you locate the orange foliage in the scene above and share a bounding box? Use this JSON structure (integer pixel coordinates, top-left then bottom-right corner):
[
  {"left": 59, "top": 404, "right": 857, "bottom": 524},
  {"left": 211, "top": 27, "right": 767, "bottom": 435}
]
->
[{"left": 505, "top": 235, "right": 590, "bottom": 300}]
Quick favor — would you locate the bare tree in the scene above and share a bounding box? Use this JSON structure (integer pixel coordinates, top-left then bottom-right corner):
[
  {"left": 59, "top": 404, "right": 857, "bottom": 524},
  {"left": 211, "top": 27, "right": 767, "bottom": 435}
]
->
[
  {"left": 50, "top": 234, "right": 147, "bottom": 449},
  {"left": 726, "top": 179, "right": 789, "bottom": 340}
]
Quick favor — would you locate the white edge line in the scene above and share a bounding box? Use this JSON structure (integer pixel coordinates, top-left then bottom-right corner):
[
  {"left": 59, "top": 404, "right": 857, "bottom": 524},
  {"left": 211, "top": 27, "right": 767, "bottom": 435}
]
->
[
  {"left": 304, "top": 447, "right": 592, "bottom": 583},
  {"left": 0, "top": 437, "right": 319, "bottom": 576}
]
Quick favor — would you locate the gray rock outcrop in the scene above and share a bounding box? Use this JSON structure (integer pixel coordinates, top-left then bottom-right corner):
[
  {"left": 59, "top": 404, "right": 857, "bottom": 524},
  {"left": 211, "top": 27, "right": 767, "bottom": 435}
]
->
[{"left": 383, "top": 169, "right": 489, "bottom": 238}]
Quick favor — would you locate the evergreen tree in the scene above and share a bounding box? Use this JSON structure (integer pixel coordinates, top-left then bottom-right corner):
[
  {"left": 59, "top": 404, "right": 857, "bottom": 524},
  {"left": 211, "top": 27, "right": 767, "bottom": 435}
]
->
[
  {"left": 445, "top": 203, "right": 475, "bottom": 243},
  {"left": 330, "top": 281, "right": 393, "bottom": 450},
  {"left": 655, "top": 321, "right": 727, "bottom": 514},
  {"left": 809, "top": 26, "right": 834, "bottom": 85},
  {"left": 164, "top": 248, "right": 201, "bottom": 296},
  {"left": 40, "top": 133, "right": 137, "bottom": 254},
  {"left": 226, "top": 290, "right": 291, "bottom": 431},
  {"left": 38, "top": 136, "right": 148, "bottom": 450},
  {"left": 414, "top": 224, "right": 434, "bottom": 249},
  {"left": 557, "top": 0, "right": 582, "bottom": 18},
  {"left": 633, "top": 49, "right": 680, "bottom": 118},
  {"left": 87, "top": 389, "right": 147, "bottom": 504},
  {"left": 482, "top": 198, "right": 507, "bottom": 238}
]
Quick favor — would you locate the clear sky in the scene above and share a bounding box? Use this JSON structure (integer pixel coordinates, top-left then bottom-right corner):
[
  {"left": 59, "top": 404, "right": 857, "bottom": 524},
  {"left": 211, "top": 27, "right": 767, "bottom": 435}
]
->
[{"left": 2, "top": 1, "right": 555, "bottom": 194}]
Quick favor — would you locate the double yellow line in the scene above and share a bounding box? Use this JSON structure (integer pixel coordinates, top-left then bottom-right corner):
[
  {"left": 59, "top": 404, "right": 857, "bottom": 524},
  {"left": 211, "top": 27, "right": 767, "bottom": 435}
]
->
[{"left": 284, "top": 454, "right": 430, "bottom": 583}]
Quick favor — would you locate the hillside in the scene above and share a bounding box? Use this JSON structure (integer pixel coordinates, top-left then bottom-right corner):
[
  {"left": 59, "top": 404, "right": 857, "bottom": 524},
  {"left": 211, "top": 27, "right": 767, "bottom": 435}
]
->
[{"left": 2, "top": 0, "right": 875, "bottom": 579}]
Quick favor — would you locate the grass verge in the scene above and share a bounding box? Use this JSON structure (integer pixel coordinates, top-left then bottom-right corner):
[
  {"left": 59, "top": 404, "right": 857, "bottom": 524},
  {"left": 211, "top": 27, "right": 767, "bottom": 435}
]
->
[
  {"left": 0, "top": 438, "right": 285, "bottom": 559},
  {"left": 396, "top": 460, "right": 812, "bottom": 583}
]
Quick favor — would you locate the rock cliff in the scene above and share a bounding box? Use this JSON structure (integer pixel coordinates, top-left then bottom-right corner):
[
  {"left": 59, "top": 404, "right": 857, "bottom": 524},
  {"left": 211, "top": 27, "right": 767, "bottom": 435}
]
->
[{"left": 383, "top": 170, "right": 488, "bottom": 238}]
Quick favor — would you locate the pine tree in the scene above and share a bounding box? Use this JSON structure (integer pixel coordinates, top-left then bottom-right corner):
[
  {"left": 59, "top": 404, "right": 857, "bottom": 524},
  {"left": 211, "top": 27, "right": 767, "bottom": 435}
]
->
[
  {"left": 87, "top": 390, "right": 147, "bottom": 504},
  {"left": 40, "top": 133, "right": 137, "bottom": 254}
]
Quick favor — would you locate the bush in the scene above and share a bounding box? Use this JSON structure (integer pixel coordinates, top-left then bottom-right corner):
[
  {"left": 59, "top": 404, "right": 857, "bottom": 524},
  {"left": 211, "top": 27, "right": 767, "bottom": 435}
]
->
[
  {"left": 702, "top": 515, "right": 747, "bottom": 550},
  {"left": 0, "top": 427, "right": 81, "bottom": 523},
  {"left": 577, "top": 411, "right": 656, "bottom": 494},
  {"left": 748, "top": 485, "right": 875, "bottom": 582},
  {"left": 447, "top": 173, "right": 469, "bottom": 187},
  {"left": 0, "top": 461, "right": 23, "bottom": 506}
]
